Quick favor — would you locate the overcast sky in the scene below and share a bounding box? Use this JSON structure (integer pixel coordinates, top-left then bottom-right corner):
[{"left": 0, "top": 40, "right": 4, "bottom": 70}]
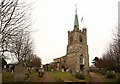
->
[{"left": 27, "top": 0, "right": 119, "bottom": 65}]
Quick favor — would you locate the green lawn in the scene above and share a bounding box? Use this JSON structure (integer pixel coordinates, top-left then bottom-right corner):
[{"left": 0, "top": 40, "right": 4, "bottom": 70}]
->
[
  {"left": 28, "top": 72, "right": 43, "bottom": 82},
  {"left": 96, "top": 73, "right": 117, "bottom": 82},
  {"left": 2, "top": 71, "right": 43, "bottom": 82},
  {"left": 49, "top": 71, "right": 90, "bottom": 82},
  {"left": 0, "top": 73, "right": 2, "bottom": 82},
  {"left": 2, "top": 72, "right": 14, "bottom": 82},
  {"left": 85, "top": 74, "right": 92, "bottom": 82}
]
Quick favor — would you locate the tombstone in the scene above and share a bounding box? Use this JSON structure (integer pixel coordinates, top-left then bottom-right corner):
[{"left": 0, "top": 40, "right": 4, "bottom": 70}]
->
[
  {"left": 51, "top": 68, "right": 53, "bottom": 72},
  {"left": 62, "top": 69, "right": 64, "bottom": 72},
  {"left": 14, "top": 62, "right": 26, "bottom": 82},
  {"left": 4, "top": 65, "right": 6, "bottom": 69},
  {"left": 76, "top": 69, "right": 79, "bottom": 72},
  {"left": 66, "top": 68, "right": 69, "bottom": 72}
]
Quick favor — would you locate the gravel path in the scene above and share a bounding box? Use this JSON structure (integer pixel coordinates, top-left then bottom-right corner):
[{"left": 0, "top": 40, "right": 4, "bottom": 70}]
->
[
  {"left": 43, "top": 72, "right": 57, "bottom": 82},
  {"left": 90, "top": 72, "right": 105, "bottom": 84}
]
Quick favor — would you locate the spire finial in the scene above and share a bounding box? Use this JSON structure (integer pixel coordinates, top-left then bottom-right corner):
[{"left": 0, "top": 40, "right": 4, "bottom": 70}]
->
[
  {"left": 75, "top": 4, "right": 77, "bottom": 15},
  {"left": 74, "top": 4, "right": 79, "bottom": 29}
]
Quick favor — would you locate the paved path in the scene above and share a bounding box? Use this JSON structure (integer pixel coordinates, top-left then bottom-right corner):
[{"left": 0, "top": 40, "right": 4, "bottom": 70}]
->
[
  {"left": 43, "top": 72, "right": 57, "bottom": 82},
  {"left": 90, "top": 72, "right": 104, "bottom": 83}
]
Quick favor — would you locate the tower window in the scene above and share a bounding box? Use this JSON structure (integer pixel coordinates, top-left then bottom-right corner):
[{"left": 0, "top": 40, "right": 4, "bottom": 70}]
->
[
  {"left": 79, "top": 36, "right": 82, "bottom": 42},
  {"left": 80, "top": 54, "right": 84, "bottom": 65}
]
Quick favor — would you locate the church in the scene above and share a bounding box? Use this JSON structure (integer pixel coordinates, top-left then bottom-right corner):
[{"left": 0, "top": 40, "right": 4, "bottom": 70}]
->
[
  {"left": 66, "top": 8, "right": 89, "bottom": 75},
  {"left": 43, "top": 7, "right": 89, "bottom": 76}
]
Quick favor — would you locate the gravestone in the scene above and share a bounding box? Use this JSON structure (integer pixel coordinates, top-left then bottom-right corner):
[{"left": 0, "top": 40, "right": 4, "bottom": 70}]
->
[
  {"left": 66, "top": 69, "right": 69, "bottom": 72},
  {"left": 51, "top": 68, "right": 53, "bottom": 72},
  {"left": 14, "top": 62, "right": 26, "bottom": 82},
  {"left": 62, "top": 69, "right": 64, "bottom": 72}
]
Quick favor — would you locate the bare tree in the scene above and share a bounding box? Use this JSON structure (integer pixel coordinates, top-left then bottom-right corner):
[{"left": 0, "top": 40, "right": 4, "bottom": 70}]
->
[
  {"left": 99, "top": 27, "right": 120, "bottom": 72},
  {"left": 0, "top": 0, "right": 33, "bottom": 61},
  {"left": 111, "top": 27, "right": 120, "bottom": 72},
  {"left": 30, "top": 55, "right": 41, "bottom": 68},
  {"left": 10, "top": 30, "right": 33, "bottom": 63}
]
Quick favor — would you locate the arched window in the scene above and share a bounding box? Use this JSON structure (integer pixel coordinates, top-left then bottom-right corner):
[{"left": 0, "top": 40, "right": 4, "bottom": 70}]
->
[{"left": 80, "top": 54, "right": 84, "bottom": 65}]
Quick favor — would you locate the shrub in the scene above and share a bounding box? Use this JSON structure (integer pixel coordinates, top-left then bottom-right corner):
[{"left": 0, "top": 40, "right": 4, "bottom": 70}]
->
[
  {"left": 115, "top": 73, "right": 120, "bottom": 82},
  {"left": 106, "top": 70, "right": 115, "bottom": 78},
  {"left": 100, "top": 70, "right": 106, "bottom": 75},
  {"left": 75, "top": 72, "right": 85, "bottom": 80}
]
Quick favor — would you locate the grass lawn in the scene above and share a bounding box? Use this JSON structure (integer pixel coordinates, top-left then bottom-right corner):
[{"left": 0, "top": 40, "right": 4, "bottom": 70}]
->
[
  {"left": 0, "top": 73, "right": 2, "bottom": 82},
  {"left": 85, "top": 74, "right": 92, "bottom": 82},
  {"left": 28, "top": 72, "right": 43, "bottom": 82},
  {"left": 2, "top": 71, "right": 43, "bottom": 82},
  {"left": 96, "top": 73, "right": 117, "bottom": 82},
  {"left": 49, "top": 71, "right": 90, "bottom": 82},
  {"left": 2, "top": 72, "right": 14, "bottom": 82}
]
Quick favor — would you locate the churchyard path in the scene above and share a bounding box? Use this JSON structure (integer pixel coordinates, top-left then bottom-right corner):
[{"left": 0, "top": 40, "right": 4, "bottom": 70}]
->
[
  {"left": 90, "top": 72, "right": 104, "bottom": 83},
  {"left": 43, "top": 72, "right": 58, "bottom": 82}
]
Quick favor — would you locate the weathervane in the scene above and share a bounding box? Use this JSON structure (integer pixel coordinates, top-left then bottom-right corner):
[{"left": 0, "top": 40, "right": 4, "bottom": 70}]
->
[
  {"left": 74, "top": 3, "right": 77, "bottom": 14},
  {"left": 81, "top": 16, "right": 83, "bottom": 22}
]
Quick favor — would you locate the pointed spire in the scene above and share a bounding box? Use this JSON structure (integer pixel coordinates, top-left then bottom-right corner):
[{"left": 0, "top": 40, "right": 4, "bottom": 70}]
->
[{"left": 74, "top": 4, "right": 79, "bottom": 29}]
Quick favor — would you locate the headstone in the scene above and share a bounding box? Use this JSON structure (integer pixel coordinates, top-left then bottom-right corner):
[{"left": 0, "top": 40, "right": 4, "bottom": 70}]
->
[
  {"left": 66, "top": 69, "right": 69, "bottom": 72},
  {"left": 4, "top": 65, "right": 6, "bottom": 69},
  {"left": 14, "top": 62, "right": 26, "bottom": 82},
  {"left": 76, "top": 69, "right": 79, "bottom": 72},
  {"left": 51, "top": 68, "right": 53, "bottom": 72},
  {"left": 62, "top": 69, "right": 64, "bottom": 72}
]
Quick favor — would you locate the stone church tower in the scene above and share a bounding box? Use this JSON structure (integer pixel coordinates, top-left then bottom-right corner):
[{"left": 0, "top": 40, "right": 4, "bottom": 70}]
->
[{"left": 66, "top": 8, "right": 89, "bottom": 75}]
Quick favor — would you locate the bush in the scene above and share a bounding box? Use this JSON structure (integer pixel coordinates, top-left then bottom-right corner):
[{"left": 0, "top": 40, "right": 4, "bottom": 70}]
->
[
  {"left": 75, "top": 72, "right": 85, "bottom": 80},
  {"left": 106, "top": 70, "right": 115, "bottom": 78},
  {"left": 100, "top": 70, "right": 106, "bottom": 75},
  {"left": 115, "top": 73, "right": 120, "bottom": 82}
]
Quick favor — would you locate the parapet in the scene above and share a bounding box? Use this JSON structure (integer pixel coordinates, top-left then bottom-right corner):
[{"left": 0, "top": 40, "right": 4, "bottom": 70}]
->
[{"left": 82, "top": 27, "right": 87, "bottom": 32}]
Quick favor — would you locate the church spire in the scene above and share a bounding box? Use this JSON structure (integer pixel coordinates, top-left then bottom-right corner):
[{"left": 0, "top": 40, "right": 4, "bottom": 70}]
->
[{"left": 74, "top": 5, "right": 79, "bottom": 29}]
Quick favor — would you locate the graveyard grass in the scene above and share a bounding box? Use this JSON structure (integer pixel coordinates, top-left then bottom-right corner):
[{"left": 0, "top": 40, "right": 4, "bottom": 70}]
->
[
  {"left": 49, "top": 71, "right": 91, "bottom": 82},
  {"left": 2, "top": 71, "right": 97, "bottom": 82},
  {"left": 0, "top": 73, "right": 2, "bottom": 82},
  {"left": 96, "top": 72, "right": 117, "bottom": 82},
  {"left": 2, "top": 72, "right": 14, "bottom": 82},
  {"left": 2, "top": 71, "right": 43, "bottom": 82},
  {"left": 28, "top": 72, "right": 43, "bottom": 82}
]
